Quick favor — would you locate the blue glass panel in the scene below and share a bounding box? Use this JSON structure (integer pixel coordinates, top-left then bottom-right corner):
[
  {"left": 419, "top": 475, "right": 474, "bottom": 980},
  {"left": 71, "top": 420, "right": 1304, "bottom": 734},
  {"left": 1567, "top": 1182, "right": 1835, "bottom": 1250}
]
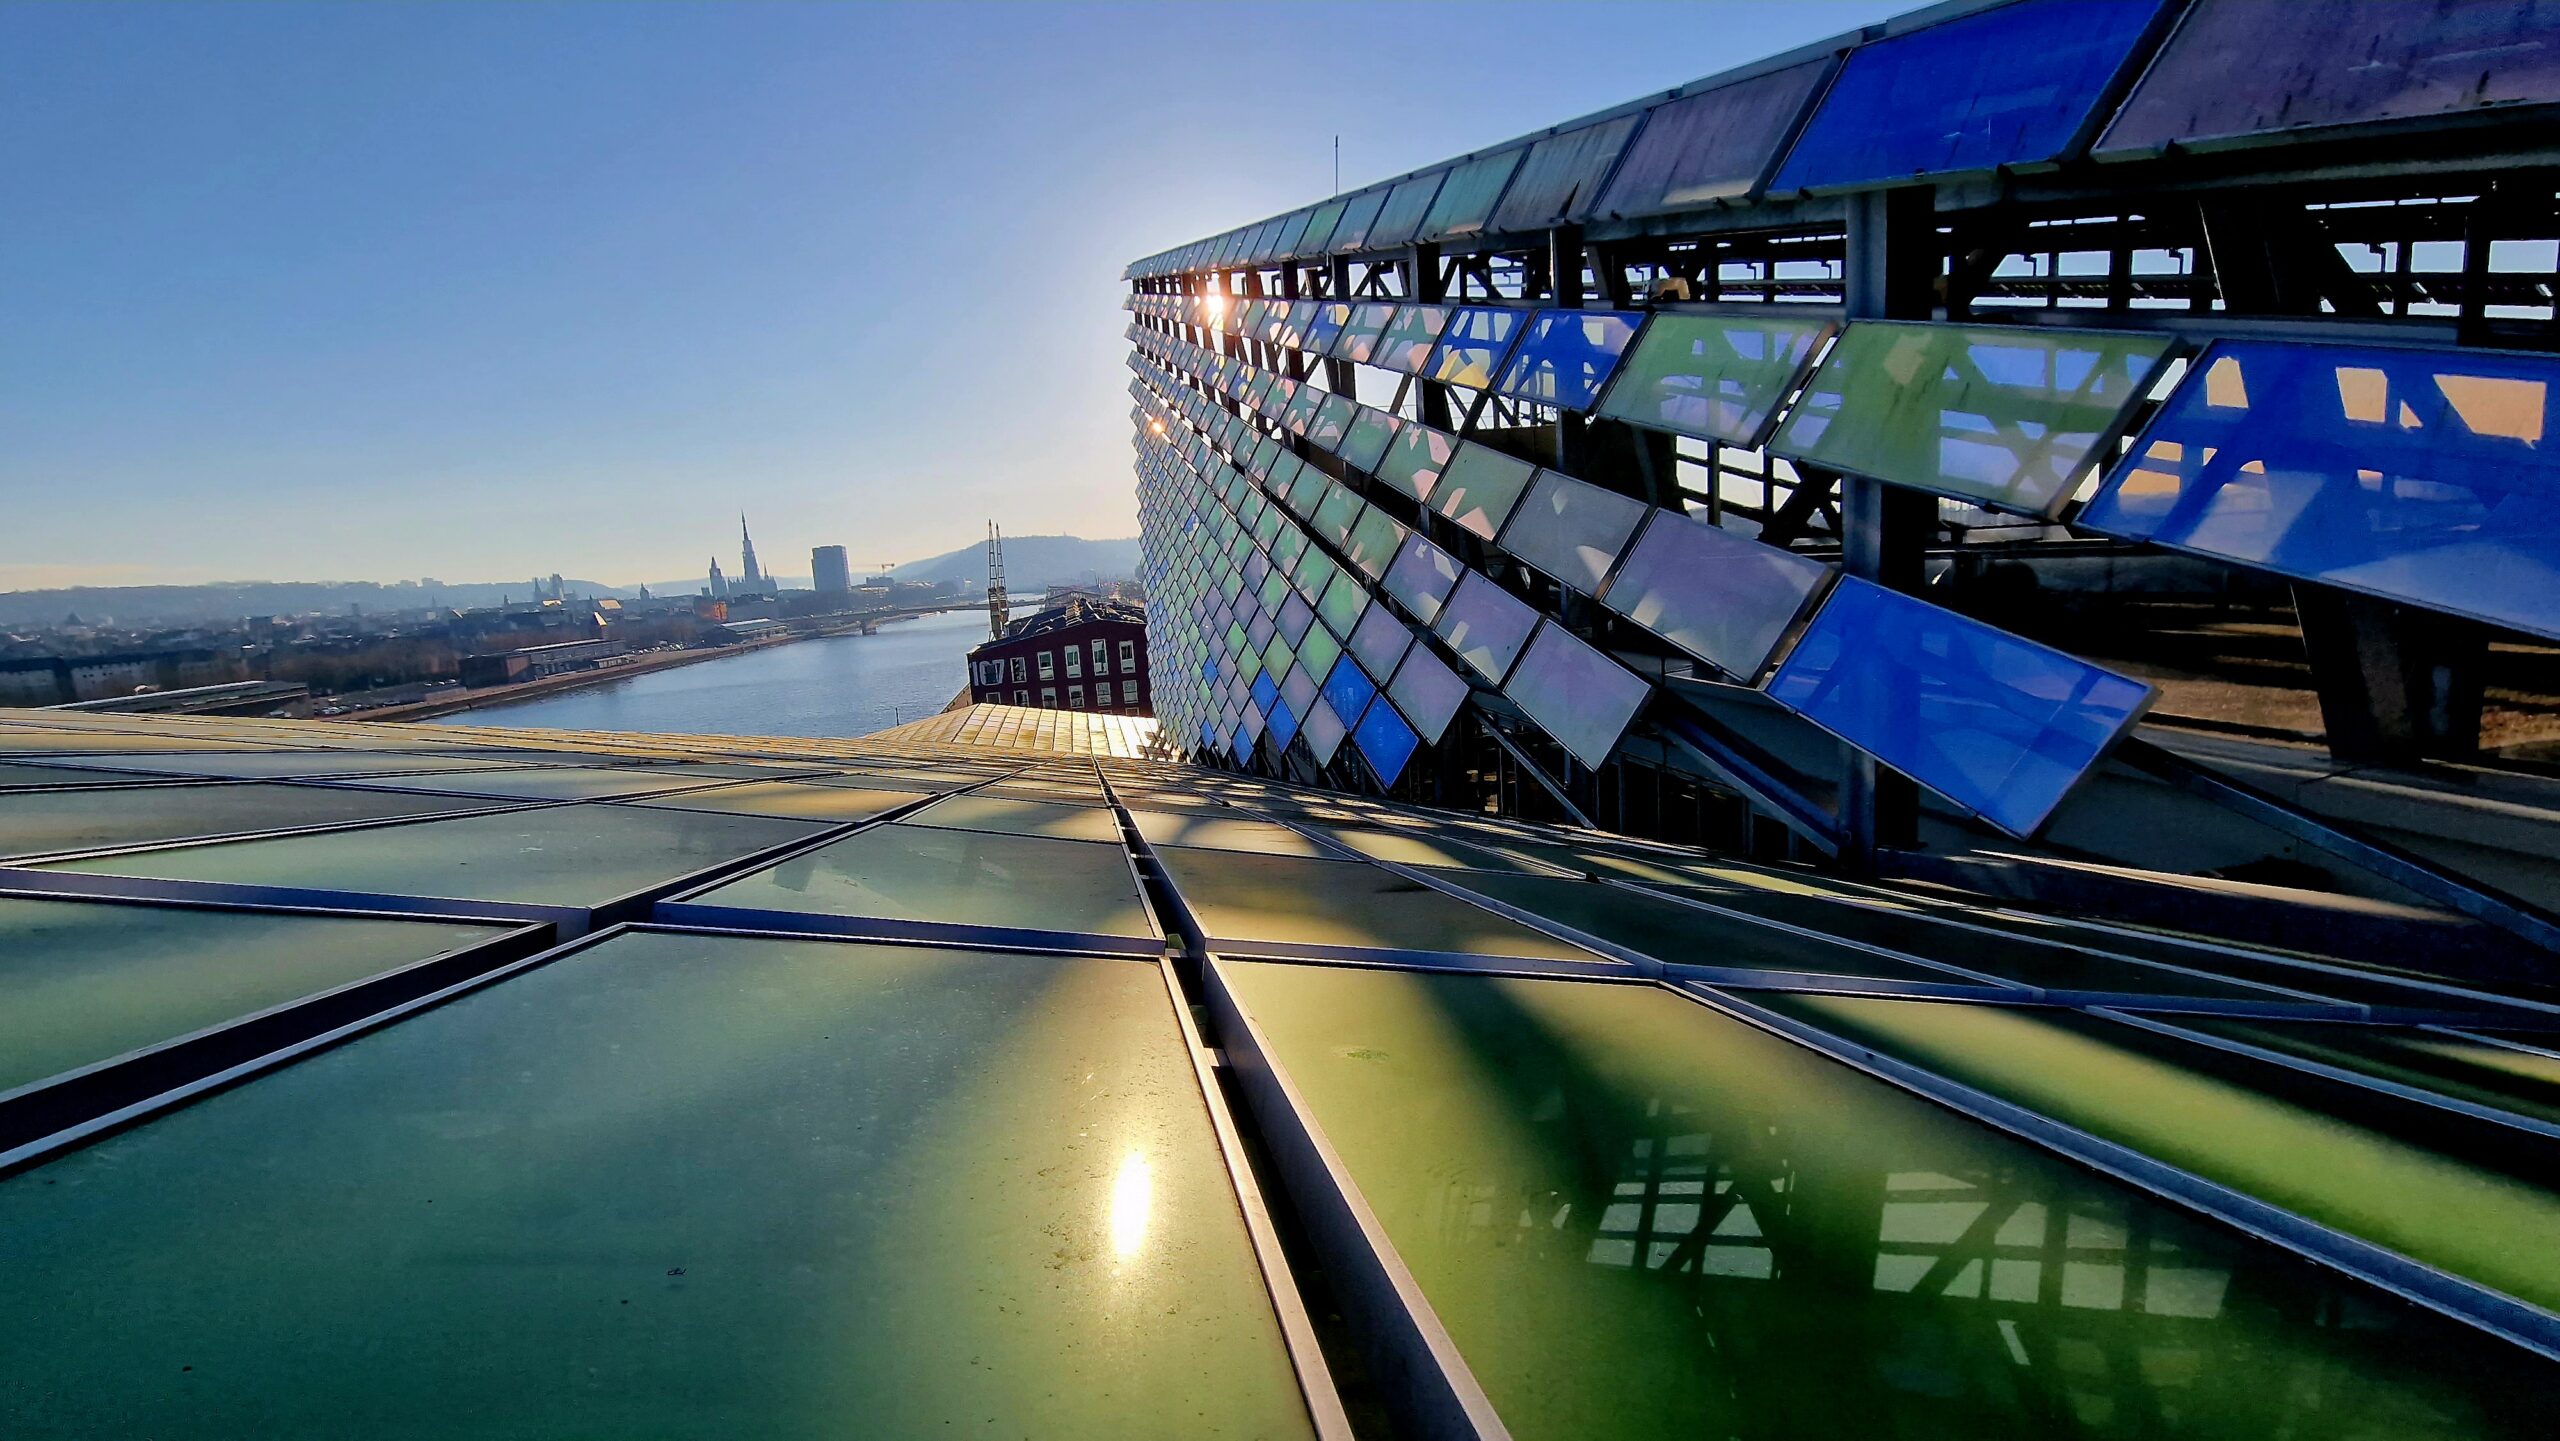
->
[
  {"left": 1320, "top": 657, "right": 1378, "bottom": 728},
  {"left": 1767, "top": 577, "right": 2155, "bottom": 837},
  {"left": 1266, "top": 697, "right": 1301, "bottom": 754},
  {"left": 1502, "top": 622, "right": 1651, "bottom": 770},
  {"left": 2080, "top": 340, "right": 2560, "bottom": 642},
  {"left": 1599, "top": 510, "right": 1833, "bottom": 680},
  {"left": 1352, "top": 697, "right": 1422, "bottom": 787},
  {"left": 1250, "top": 670, "right": 1279, "bottom": 715},
  {"left": 1769, "top": 0, "right": 2165, "bottom": 193},
  {"left": 1427, "top": 307, "right": 1527, "bottom": 391},
  {"left": 1496, "top": 310, "right": 1644, "bottom": 411}
]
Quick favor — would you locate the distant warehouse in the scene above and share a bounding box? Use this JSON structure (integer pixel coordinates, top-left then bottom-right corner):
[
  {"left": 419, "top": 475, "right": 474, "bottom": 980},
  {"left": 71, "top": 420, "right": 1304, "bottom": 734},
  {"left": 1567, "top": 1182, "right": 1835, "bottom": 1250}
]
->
[{"left": 457, "top": 637, "right": 626, "bottom": 688}]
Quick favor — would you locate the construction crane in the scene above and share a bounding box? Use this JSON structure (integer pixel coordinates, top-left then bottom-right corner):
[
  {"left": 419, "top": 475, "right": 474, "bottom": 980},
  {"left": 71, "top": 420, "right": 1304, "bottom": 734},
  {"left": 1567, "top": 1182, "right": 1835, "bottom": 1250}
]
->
[{"left": 985, "top": 522, "right": 1010, "bottom": 641}]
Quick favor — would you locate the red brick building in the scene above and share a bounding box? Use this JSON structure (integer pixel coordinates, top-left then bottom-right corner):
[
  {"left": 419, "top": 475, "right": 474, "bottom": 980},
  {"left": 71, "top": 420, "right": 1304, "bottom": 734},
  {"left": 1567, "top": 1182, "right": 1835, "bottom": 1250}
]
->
[{"left": 966, "top": 598, "right": 1152, "bottom": 715}]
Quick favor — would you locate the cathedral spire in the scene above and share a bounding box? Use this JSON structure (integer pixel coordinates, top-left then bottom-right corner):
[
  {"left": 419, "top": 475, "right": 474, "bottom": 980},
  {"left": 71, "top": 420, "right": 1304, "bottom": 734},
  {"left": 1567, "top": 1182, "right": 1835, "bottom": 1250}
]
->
[{"left": 739, "top": 513, "right": 764, "bottom": 591}]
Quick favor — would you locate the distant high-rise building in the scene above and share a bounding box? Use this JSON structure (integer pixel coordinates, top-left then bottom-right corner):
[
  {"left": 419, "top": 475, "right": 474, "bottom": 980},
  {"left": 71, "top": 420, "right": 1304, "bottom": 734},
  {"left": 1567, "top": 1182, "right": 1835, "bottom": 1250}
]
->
[
  {"left": 739, "top": 515, "right": 768, "bottom": 595},
  {"left": 811, "top": 545, "right": 852, "bottom": 596}
]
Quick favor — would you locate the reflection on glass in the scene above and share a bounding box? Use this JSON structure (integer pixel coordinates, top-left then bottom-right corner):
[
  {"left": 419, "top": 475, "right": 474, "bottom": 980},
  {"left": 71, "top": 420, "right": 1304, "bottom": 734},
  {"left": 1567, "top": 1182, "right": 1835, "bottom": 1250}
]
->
[
  {"left": 1502, "top": 622, "right": 1650, "bottom": 767},
  {"left": 1353, "top": 696, "right": 1422, "bottom": 785},
  {"left": 2078, "top": 339, "right": 2560, "bottom": 642},
  {"left": 1767, "top": 576, "right": 2153, "bottom": 837},
  {"left": 1434, "top": 571, "right": 1541, "bottom": 684},
  {"left": 1301, "top": 696, "right": 1349, "bottom": 765},
  {"left": 1772, "top": 322, "right": 2176, "bottom": 518},
  {"left": 1593, "top": 58, "right": 1834, "bottom": 217},
  {"left": 1374, "top": 304, "right": 1453, "bottom": 375},
  {"left": 1599, "top": 509, "right": 1831, "bottom": 680},
  {"left": 1343, "top": 505, "right": 1408, "bottom": 582},
  {"left": 1226, "top": 961, "right": 2560, "bottom": 1441},
  {"left": 1497, "top": 310, "right": 1642, "bottom": 411},
  {"left": 1597, "top": 312, "right": 1834, "bottom": 446},
  {"left": 1339, "top": 405, "right": 1401, "bottom": 471},
  {"left": 1108, "top": 1151, "right": 1153, "bottom": 1263},
  {"left": 1371, "top": 420, "right": 1458, "bottom": 502},
  {"left": 1428, "top": 306, "right": 1527, "bottom": 391},
  {"left": 1418, "top": 149, "right": 1525, "bottom": 242},
  {"left": 1388, "top": 645, "right": 1471, "bottom": 744},
  {"left": 1498, "top": 470, "right": 1646, "bottom": 595},
  {"left": 1333, "top": 302, "right": 1399, "bottom": 363},
  {"left": 1768, "top": 0, "right": 2160, "bottom": 192},
  {"left": 1432, "top": 442, "right": 1536, "bottom": 540}
]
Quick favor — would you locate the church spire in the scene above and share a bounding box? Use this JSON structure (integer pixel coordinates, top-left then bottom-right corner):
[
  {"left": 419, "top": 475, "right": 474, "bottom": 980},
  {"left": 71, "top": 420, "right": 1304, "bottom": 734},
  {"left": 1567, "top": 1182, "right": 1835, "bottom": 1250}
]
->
[{"left": 739, "top": 513, "right": 763, "bottom": 590}]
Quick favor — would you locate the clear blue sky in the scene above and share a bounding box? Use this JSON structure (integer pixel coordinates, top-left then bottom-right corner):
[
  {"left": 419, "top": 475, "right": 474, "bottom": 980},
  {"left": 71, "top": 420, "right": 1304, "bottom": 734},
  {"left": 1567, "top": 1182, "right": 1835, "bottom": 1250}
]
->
[{"left": 1, "top": 0, "right": 1902, "bottom": 592}]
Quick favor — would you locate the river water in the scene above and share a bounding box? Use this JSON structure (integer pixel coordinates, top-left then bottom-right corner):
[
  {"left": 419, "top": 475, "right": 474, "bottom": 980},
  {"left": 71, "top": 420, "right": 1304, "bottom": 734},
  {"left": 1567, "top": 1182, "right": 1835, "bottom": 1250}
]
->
[{"left": 424, "top": 607, "right": 996, "bottom": 739}]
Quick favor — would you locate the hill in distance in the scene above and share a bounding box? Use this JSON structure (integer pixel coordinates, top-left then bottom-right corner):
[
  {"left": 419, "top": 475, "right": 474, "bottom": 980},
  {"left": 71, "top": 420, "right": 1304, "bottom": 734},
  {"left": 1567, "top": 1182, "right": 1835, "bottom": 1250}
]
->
[{"left": 891, "top": 535, "right": 1138, "bottom": 590}]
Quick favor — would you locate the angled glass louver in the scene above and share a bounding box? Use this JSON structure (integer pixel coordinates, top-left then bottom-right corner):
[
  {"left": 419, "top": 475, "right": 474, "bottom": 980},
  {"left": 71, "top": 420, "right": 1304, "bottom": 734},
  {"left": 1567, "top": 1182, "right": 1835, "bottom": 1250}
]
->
[
  {"left": 1371, "top": 420, "right": 1459, "bottom": 503},
  {"left": 1367, "top": 171, "right": 1447, "bottom": 249},
  {"left": 1338, "top": 405, "right": 1400, "bottom": 473},
  {"left": 2078, "top": 340, "right": 2560, "bottom": 642},
  {"left": 1596, "top": 312, "right": 1835, "bottom": 447},
  {"left": 1496, "top": 309, "right": 1643, "bottom": 412},
  {"left": 1351, "top": 696, "right": 1422, "bottom": 785},
  {"left": 1498, "top": 469, "right": 1646, "bottom": 596},
  {"left": 1427, "top": 306, "right": 1527, "bottom": 391},
  {"left": 1769, "top": 0, "right": 2166, "bottom": 193},
  {"left": 1771, "top": 322, "right": 2178, "bottom": 519},
  {"left": 1383, "top": 532, "right": 1465, "bottom": 624},
  {"left": 1332, "top": 303, "right": 1399, "bottom": 364},
  {"left": 1767, "top": 576, "right": 2154, "bottom": 836},
  {"left": 1433, "top": 571, "right": 1540, "bottom": 684},
  {"left": 1503, "top": 622, "right": 1650, "bottom": 769},
  {"left": 1328, "top": 187, "right": 1391, "bottom": 253},
  {"left": 1430, "top": 442, "right": 1537, "bottom": 540},
  {"left": 1373, "top": 305, "right": 1454, "bottom": 376},
  {"left": 1385, "top": 644, "right": 1471, "bottom": 744},
  {"left": 1491, "top": 116, "right": 1642, "bottom": 233},
  {"left": 1418, "top": 149, "right": 1526, "bottom": 243},
  {"left": 1599, "top": 509, "right": 1832, "bottom": 681}
]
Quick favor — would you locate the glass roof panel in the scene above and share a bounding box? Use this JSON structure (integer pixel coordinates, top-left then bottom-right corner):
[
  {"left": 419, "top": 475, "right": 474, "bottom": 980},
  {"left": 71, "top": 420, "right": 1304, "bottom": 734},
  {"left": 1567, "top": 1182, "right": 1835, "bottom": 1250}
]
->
[
  {"left": 1769, "top": 0, "right": 2165, "bottom": 192},
  {"left": 1328, "top": 187, "right": 1392, "bottom": 253},
  {"left": 1366, "top": 171, "right": 1447, "bottom": 250},
  {"left": 1417, "top": 148, "right": 1525, "bottom": 242},
  {"left": 1760, "top": 991, "right": 2560, "bottom": 1319},
  {"left": 0, "top": 896, "right": 508, "bottom": 1094},
  {"left": 628, "top": 781, "right": 938, "bottom": 823},
  {"left": 330, "top": 767, "right": 742, "bottom": 802},
  {"left": 904, "top": 794, "right": 1125, "bottom": 844},
  {"left": 680, "top": 824, "right": 1155, "bottom": 941},
  {"left": 1156, "top": 847, "right": 1608, "bottom": 963},
  {"left": 1598, "top": 509, "right": 1831, "bottom": 681},
  {"left": 2096, "top": 0, "right": 2560, "bottom": 156},
  {"left": 1594, "top": 57, "right": 1835, "bottom": 217},
  {"left": 1772, "top": 322, "right": 2176, "bottom": 519},
  {"left": 1766, "top": 576, "right": 2153, "bottom": 837},
  {"left": 0, "top": 929, "right": 1315, "bottom": 1438},
  {"left": 1490, "top": 115, "right": 1641, "bottom": 231},
  {"left": 2078, "top": 340, "right": 2560, "bottom": 641},
  {"left": 1595, "top": 312, "right": 1835, "bottom": 447},
  {"left": 45, "top": 805, "right": 825, "bottom": 907},
  {"left": 1223, "top": 961, "right": 2560, "bottom": 1440},
  {"left": 0, "top": 784, "right": 508, "bottom": 863}
]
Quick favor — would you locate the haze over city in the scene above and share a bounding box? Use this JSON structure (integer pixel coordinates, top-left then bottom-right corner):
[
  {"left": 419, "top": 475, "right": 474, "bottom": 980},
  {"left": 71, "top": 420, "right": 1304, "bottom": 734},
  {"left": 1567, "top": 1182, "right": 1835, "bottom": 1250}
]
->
[{"left": 2, "top": 0, "right": 1899, "bottom": 592}]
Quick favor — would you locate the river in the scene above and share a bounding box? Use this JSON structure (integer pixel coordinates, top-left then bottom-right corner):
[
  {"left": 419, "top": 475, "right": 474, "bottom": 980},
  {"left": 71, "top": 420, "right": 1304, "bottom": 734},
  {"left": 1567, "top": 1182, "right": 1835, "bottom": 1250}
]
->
[{"left": 424, "top": 607, "right": 996, "bottom": 739}]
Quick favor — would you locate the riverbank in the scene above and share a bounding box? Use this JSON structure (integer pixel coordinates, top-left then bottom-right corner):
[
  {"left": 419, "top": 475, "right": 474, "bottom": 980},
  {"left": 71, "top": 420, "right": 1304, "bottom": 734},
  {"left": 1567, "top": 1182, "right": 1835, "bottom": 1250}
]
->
[{"left": 355, "top": 635, "right": 805, "bottom": 722}]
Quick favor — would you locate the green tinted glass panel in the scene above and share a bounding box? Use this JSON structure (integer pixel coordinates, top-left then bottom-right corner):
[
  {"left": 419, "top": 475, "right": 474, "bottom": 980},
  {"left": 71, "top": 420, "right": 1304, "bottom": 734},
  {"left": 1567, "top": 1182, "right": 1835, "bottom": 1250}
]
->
[
  {"left": 46, "top": 806, "right": 822, "bottom": 907},
  {"left": 1226, "top": 963, "right": 2560, "bottom": 1441},
  {"left": 1418, "top": 148, "right": 1525, "bottom": 242},
  {"left": 1127, "top": 809, "right": 1331, "bottom": 858},
  {"left": 0, "top": 931, "right": 1314, "bottom": 1439},
  {"left": 1295, "top": 623, "right": 1343, "bottom": 686},
  {"left": 905, "top": 794, "right": 1123, "bottom": 843},
  {"left": 635, "top": 782, "right": 936, "bottom": 823},
  {"left": 0, "top": 784, "right": 505, "bottom": 863},
  {"left": 1771, "top": 322, "right": 2177, "bottom": 518},
  {"left": 1156, "top": 847, "right": 1607, "bottom": 963},
  {"left": 1343, "top": 505, "right": 1407, "bottom": 581},
  {"left": 1339, "top": 406, "right": 1399, "bottom": 472},
  {"left": 0, "top": 897, "right": 506, "bottom": 1093},
  {"left": 2173, "top": 1018, "right": 2560, "bottom": 1129},
  {"left": 337, "top": 767, "right": 740, "bottom": 802},
  {"left": 1317, "top": 569, "right": 1369, "bottom": 638},
  {"left": 1597, "top": 312, "right": 1835, "bottom": 446},
  {"left": 1762, "top": 994, "right": 2560, "bottom": 1315},
  {"left": 682, "top": 824, "right": 1154, "bottom": 941},
  {"left": 1370, "top": 421, "right": 1457, "bottom": 502},
  {"left": 1432, "top": 443, "right": 1536, "bottom": 540},
  {"left": 1312, "top": 484, "right": 1362, "bottom": 547}
]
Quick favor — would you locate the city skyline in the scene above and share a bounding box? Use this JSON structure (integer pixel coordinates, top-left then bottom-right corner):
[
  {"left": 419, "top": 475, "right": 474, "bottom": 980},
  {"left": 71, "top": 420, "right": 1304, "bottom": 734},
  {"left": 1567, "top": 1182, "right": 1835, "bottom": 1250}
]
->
[{"left": 0, "top": 0, "right": 1901, "bottom": 591}]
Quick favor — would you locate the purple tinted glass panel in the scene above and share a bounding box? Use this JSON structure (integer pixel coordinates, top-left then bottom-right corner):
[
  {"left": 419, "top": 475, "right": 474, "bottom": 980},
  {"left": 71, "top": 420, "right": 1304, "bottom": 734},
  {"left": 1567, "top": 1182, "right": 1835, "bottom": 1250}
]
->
[
  {"left": 1498, "top": 470, "right": 1647, "bottom": 595},
  {"left": 1768, "top": 576, "right": 2154, "bottom": 836},
  {"left": 1383, "top": 533, "right": 1465, "bottom": 625},
  {"left": 1348, "top": 601, "right": 1416, "bottom": 678},
  {"left": 1387, "top": 645, "right": 1471, "bottom": 745},
  {"left": 2099, "top": 0, "right": 2560, "bottom": 156},
  {"left": 1596, "top": 58, "right": 1834, "bottom": 217},
  {"left": 2079, "top": 340, "right": 2560, "bottom": 642},
  {"left": 1432, "top": 571, "right": 1540, "bottom": 684},
  {"left": 1600, "top": 509, "right": 1832, "bottom": 680},
  {"left": 1770, "top": 0, "right": 2164, "bottom": 193},
  {"left": 1503, "top": 622, "right": 1652, "bottom": 769},
  {"left": 1301, "top": 696, "right": 1350, "bottom": 766}
]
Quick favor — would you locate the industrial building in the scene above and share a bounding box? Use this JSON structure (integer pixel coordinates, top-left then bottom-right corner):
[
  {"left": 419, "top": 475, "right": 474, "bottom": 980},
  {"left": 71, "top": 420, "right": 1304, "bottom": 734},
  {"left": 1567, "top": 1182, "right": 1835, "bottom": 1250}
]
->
[{"left": 965, "top": 596, "right": 1153, "bottom": 714}]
